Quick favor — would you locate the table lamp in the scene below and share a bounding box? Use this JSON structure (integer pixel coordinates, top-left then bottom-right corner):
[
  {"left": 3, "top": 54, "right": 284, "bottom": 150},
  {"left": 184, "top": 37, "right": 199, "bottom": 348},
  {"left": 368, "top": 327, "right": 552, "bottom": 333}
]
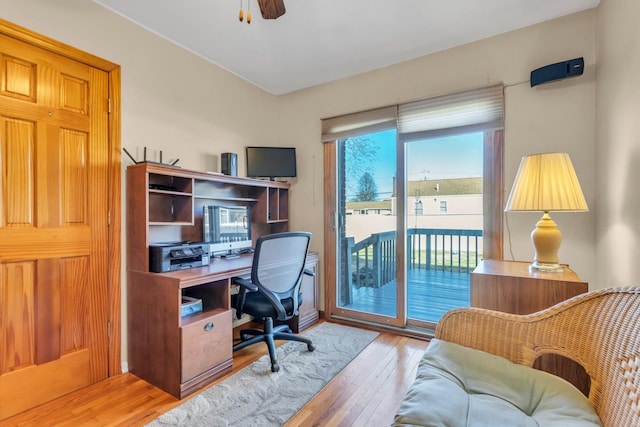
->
[{"left": 504, "top": 152, "right": 588, "bottom": 272}]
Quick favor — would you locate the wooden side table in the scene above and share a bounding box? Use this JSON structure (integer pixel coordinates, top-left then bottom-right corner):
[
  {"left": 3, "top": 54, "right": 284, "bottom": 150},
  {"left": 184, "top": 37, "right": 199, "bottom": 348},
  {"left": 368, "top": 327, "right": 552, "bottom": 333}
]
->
[
  {"left": 470, "top": 259, "right": 590, "bottom": 395},
  {"left": 471, "top": 259, "right": 587, "bottom": 312}
]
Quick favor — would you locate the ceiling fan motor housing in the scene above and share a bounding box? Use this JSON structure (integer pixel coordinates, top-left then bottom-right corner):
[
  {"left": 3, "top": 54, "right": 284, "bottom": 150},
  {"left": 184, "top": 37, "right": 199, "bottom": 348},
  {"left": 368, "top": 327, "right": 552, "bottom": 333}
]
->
[{"left": 258, "top": 0, "right": 286, "bottom": 19}]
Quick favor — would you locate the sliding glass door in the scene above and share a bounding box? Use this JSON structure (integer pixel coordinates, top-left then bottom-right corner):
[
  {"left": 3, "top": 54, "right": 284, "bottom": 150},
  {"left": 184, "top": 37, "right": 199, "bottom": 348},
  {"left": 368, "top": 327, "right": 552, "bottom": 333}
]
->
[{"left": 323, "top": 85, "right": 504, "bottom": 332}]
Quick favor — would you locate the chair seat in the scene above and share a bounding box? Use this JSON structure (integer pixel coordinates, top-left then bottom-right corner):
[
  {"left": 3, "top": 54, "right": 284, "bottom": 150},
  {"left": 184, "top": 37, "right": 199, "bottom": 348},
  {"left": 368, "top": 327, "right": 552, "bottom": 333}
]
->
[
  {"left": 393, "top": 339, "right": 602, "bottom": 427},
  {"left": 234, "top": 292, "right": 300, "bottom": 319}
]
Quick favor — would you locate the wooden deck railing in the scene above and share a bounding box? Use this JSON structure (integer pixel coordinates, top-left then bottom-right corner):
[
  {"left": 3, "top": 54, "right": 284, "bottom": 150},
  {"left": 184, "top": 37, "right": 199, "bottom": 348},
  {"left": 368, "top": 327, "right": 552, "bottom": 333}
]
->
[{"left": 347, "top": 228, "right": 482, "bottom": 288}]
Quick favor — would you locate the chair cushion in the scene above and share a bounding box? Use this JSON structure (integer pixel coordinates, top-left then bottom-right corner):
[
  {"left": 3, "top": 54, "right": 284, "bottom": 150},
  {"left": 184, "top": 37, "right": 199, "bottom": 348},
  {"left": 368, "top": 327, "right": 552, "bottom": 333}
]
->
[
  {"left": 393, "top": 339, "right": 602, "bottom": 427},
  {"left": 236, "top": 292, "right": 296, "bottom": 319}
]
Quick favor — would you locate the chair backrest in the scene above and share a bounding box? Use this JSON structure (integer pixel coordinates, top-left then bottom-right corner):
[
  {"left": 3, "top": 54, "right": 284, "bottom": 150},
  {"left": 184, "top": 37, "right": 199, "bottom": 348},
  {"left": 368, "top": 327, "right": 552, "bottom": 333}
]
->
[
  {"left": 436, "top": 287, "right": 640, "bottom": 427},
  {"left": 251, "top": 231, "right": 311, "bottom": 317}
]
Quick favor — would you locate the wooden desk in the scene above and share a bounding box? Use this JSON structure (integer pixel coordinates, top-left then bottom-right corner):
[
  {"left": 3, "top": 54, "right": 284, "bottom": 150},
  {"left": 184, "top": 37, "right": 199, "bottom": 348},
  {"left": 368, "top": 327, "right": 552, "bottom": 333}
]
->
[
  {"left": 127, "top": 252, "right": 318, "bottom": 399},
  {"left": 470, "top": 259, "right": 590, "bottom": 395}
]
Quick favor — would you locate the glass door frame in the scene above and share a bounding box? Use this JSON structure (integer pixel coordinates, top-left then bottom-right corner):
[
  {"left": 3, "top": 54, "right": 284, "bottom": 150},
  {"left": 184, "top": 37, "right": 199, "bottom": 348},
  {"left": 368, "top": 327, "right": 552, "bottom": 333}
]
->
[
  {"left": 323, "top": 139, "right": 407, "bottom": 328},
  {"left": 323, "top": 129, "right": 504, "bottom": 332}
]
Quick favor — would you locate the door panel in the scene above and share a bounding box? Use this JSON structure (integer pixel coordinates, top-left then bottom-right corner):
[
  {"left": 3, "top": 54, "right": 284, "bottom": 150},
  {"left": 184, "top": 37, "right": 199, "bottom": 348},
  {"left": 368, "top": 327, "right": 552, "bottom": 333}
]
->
[
  {"left": 0, "top": 33, "right": 109, "bottom": 419},
  {"left": 333, "top": 130, "right": 405, "bottom": 327},
  {"left": 2, "top": 117, "right": 34, "bottom": 226},
  {"left": 0, "top": 261, "right": 36, "bottom": 372}
]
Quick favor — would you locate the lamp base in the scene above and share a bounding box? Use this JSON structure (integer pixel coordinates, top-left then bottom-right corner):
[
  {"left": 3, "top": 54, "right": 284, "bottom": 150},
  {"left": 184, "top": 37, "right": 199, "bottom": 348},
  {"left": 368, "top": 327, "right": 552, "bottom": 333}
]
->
[
  {"left": 530, "top": 212, "right": 563, "bottom": 273},
  {"left": 529, "top": 261, "right": 564, "bottom": 273}
]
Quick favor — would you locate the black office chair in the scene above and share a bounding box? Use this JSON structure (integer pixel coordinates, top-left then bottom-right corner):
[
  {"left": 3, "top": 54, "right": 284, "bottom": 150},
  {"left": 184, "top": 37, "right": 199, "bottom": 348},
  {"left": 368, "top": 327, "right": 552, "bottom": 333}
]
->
[{"left": 232, "top": 231, "right": 315, "bottom": 372}]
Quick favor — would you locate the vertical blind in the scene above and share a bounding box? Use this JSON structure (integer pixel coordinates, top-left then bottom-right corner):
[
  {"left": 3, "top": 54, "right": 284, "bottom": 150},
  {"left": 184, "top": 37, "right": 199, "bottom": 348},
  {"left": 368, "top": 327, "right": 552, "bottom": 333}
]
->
[{"left": 321, "top": 84, "right": 504, "bottom": 142}]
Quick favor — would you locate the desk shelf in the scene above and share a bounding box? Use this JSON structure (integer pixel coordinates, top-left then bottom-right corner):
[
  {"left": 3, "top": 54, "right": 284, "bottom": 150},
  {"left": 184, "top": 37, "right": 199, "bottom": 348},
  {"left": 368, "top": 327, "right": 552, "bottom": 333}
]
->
[{"left": 194, "top": 195, "right": 259, "bottom": 203}]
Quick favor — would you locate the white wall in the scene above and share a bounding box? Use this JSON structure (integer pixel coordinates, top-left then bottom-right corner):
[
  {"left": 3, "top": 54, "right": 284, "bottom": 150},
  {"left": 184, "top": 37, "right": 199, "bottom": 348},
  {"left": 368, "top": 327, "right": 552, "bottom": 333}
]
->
[
  {"left": 1, "top": 1, "right": 604, "bottom": 366},
  {"left": 281, "top": 10, "right": 598, "bottom": 300},
  {"left": 595, "top": 0, "right": 640, "bottom": 289}
]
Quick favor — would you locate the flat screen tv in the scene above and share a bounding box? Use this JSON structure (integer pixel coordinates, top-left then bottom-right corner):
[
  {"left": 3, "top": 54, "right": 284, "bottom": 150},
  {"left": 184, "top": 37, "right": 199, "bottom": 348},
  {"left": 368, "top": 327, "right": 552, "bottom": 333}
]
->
[{"left": 246, "top": 146, "right": 297, "bottom": 179}]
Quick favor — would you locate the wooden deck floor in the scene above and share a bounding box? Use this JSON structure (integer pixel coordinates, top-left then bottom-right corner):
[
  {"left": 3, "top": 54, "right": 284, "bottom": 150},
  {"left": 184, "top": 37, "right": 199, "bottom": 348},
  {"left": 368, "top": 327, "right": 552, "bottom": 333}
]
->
[{"left": 343, "top": 268, "right": 471, "bottom": 323}]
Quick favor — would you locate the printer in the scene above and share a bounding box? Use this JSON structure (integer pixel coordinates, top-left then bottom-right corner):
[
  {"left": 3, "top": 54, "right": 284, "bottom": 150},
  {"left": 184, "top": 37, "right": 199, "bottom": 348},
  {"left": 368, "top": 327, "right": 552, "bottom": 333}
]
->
[{"left": 149, "top": 242, "right": 210, "bottom": 273}]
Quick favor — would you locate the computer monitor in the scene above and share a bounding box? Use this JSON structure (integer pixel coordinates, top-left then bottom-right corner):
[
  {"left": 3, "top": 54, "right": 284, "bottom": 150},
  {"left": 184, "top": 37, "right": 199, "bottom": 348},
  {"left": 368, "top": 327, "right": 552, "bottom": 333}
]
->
[{"left": 203, "top": 205, "right": 252, "bottom": 255}]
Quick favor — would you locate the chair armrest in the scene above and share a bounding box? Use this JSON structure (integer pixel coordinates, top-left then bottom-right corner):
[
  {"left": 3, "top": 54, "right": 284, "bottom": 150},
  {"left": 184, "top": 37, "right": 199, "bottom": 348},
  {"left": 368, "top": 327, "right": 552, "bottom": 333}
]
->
[
  {"left": 231, "top": 276, "right": 258, "bottom": 318},
  {"left": 232, "top": 276, "right": 259, "bottom": 292},
  {"left": 303, "top": 268, "right": 314, "bottom": 277}
]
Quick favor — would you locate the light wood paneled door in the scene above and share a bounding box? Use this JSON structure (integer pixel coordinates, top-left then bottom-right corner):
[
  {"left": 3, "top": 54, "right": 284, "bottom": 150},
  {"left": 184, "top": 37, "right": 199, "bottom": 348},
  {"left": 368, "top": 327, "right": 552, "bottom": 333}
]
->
[{"left": 0, "top": 32, "right": 110, "bottom": 419}]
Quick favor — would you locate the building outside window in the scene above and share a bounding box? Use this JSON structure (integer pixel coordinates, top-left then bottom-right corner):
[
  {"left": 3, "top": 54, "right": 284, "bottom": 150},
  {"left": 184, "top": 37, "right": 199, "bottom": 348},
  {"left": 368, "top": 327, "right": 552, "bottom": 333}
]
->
[{"left": 414, "top": 200, "right": 423, "bottom": 215}]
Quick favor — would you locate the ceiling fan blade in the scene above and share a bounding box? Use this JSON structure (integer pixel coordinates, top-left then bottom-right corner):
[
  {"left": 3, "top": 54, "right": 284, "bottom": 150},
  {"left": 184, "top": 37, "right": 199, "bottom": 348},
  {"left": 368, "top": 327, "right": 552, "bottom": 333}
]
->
[{"left": 257, "top": 0, "right": 286, "bottom": 19}]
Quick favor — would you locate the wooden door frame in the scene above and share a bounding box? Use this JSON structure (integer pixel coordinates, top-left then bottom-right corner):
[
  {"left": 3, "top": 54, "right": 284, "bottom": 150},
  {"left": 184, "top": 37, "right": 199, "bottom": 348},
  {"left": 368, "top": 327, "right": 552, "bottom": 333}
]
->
[{"left": 0, "top": 19, "right": 122, "bottom": 376}]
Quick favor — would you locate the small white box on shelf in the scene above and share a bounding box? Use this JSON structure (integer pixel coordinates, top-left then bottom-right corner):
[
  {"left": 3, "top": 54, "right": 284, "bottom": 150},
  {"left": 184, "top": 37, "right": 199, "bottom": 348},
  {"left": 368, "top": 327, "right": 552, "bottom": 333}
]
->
[{"left": 181, "top": 295, "right": 203, "bottom": 317}]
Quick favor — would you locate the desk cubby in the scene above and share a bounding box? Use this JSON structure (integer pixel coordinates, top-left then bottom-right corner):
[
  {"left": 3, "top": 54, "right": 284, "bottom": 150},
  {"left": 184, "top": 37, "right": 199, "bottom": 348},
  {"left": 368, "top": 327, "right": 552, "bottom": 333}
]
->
[
  {"left": 268, "top": 187, "right": 289, "bottom": 222},
  {"left": 148, "top": 192, "right": 193, "bottom": 224},
  {"left": 181, "top": 279, "right": 229, "bottom": 326},
  {"left": 251, "top": 186, "right": 289, "bottom": 227},
  {"left": 147, "top": 173, "right": 194, "bottom": 224}
]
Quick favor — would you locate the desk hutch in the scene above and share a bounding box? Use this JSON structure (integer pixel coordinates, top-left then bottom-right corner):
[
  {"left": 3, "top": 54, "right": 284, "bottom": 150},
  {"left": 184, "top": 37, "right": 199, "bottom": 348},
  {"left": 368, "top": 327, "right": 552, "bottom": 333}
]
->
[{"left": 126, "top": 162, "right": 318, "bottom": 398}]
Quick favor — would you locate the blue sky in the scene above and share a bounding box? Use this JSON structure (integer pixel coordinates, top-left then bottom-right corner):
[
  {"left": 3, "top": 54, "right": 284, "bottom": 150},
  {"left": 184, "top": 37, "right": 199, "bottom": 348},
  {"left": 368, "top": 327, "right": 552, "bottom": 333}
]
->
[{"left": 347, "top": 130, "right": 483, "bottom": 200}]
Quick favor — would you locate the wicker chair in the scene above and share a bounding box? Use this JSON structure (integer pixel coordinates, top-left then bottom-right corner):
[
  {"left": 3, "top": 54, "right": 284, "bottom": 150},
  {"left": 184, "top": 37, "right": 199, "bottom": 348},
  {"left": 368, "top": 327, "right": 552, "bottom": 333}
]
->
[{"left": 435, "top": 286, "right": 640, "bottom": 427}]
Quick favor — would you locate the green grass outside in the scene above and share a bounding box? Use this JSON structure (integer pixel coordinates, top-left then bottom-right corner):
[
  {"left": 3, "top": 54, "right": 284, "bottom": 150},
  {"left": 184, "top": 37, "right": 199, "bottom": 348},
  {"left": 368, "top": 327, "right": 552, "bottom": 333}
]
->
[{"left": 351, "top": 249, "right": 482, "bottom": 271}]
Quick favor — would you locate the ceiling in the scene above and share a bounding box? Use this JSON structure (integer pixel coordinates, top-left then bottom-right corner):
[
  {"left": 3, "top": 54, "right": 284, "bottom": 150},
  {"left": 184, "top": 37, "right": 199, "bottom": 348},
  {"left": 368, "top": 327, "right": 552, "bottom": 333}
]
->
[{"left": 91, "top": 0, "right": 600, "bottom": 95}]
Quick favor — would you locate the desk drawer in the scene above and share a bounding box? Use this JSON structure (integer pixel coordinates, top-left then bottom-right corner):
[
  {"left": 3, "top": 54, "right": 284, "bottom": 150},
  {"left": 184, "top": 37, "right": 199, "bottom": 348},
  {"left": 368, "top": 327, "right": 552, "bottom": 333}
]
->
[{"left": 181, "top": 310, "right": 232, "bottom": 382}]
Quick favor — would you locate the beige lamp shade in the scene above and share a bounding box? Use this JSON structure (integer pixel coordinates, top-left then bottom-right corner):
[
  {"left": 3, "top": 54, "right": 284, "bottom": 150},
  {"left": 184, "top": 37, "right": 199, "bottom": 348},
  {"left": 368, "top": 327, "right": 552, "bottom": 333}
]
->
[
  {"left": 505, "top": 152, "right": 588, "bottom": 212},
  {"left": 505, "top": 152, "right": 588, "bottom": 272}
]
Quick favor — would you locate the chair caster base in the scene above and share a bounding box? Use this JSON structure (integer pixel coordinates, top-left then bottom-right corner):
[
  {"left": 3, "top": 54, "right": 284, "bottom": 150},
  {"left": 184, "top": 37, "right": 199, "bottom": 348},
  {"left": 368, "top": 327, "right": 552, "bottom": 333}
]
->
[
  {"left": 308, "top": 343, "right": 315, "bottom": 352},
  {"left": 271, "top": 363, "right": 280, "bottom": 373}
]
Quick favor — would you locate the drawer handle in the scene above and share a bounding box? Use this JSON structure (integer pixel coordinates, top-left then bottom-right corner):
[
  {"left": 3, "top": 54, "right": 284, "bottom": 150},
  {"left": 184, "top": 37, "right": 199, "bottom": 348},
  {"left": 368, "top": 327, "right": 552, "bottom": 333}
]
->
[{"left": 204, "top": 322, "right": 215, "bottom": 331}]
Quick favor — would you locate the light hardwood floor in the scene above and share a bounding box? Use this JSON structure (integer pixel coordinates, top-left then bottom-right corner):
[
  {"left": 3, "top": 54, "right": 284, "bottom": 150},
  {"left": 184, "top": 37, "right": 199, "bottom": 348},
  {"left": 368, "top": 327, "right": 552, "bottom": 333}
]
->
[{"left": 0, "top": 321, "right": 429, "bottom": 427}]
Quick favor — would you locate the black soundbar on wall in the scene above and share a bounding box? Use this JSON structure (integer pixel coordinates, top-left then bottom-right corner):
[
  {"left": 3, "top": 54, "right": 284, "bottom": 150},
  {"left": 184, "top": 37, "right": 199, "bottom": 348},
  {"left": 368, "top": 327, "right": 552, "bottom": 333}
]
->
[{"left": 530, "top": 57, "right": 584, "bottom": 87}]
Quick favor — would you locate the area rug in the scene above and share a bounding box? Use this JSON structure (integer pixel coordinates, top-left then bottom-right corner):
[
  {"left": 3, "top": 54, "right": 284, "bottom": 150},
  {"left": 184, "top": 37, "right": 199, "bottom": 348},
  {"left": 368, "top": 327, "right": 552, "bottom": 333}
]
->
[{"left": 147, "top": 322, "right": 379, "bottom": 427}]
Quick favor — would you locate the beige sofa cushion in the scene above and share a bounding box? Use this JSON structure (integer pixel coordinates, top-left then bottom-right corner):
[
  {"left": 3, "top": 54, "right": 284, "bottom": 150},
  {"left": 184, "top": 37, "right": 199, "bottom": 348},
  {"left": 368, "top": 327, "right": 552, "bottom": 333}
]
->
[{"left": 393, "top": 339, "right": 602, "bottom": 427}]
